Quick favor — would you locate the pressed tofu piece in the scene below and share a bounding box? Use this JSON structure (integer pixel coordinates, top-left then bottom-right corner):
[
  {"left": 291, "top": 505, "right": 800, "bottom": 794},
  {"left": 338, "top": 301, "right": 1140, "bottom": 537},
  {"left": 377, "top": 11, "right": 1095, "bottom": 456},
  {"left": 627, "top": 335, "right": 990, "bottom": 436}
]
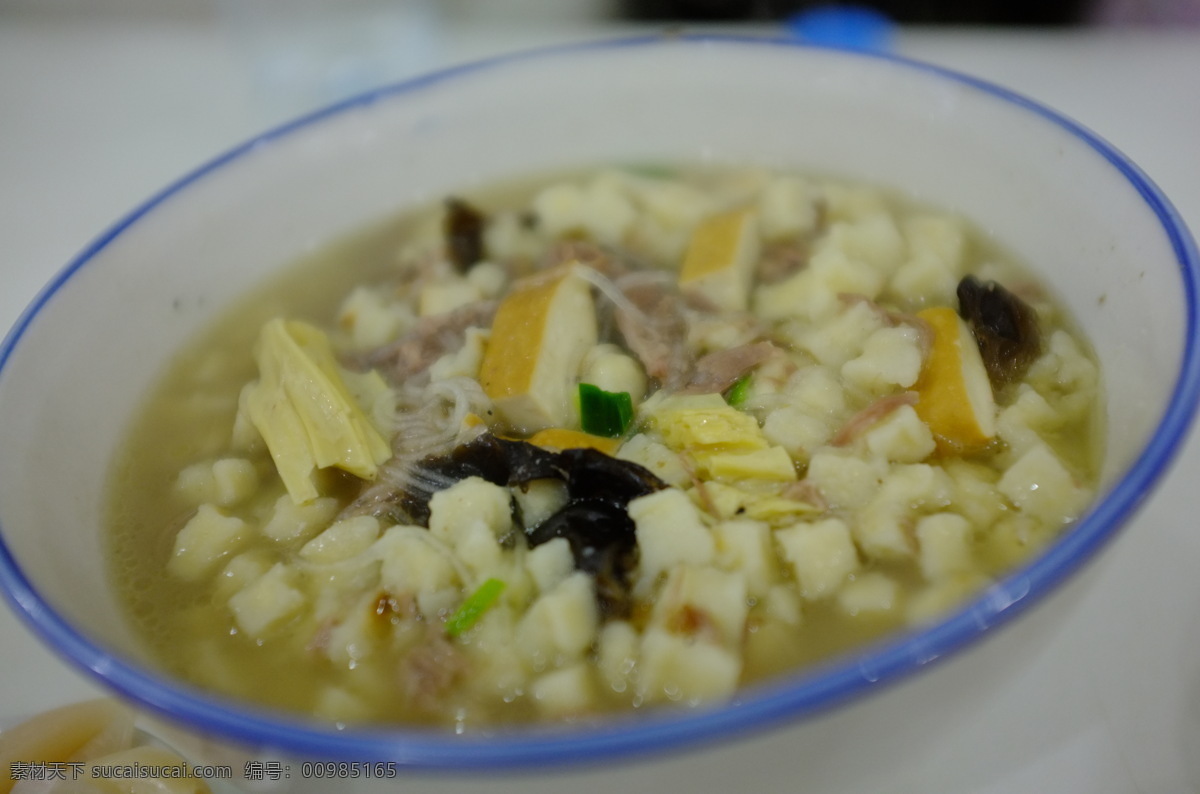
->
[
  {"left": 837, "top": 571, "right": 900, "bottom": 616},
  {"left": 299, "top": 515, "right": 381, "bottom": 564},
  {"left": 260, "top": 494, "right": 340, "bottom": 542},
  {"left": 650, "top": 393, "right": 767, "bottom": 452},
  {"left": 915, "top": 513, "right": 974, "bottom": 581},
  {"left": 638, "top": 628, "right": 741, "bottom": 704},
  {"left": 228, "top": 563, "right": 305, "bottom": 638},
  {"left": 713, "top": 519, "right": 778, "bottom": 597},
  {"left": 651, "top": 564, "right": 749, "bottom": 647},
  {"left": 527, "top": 427, "right": 621, "bottom": 456},
  {"left": 698, "top": 481, "right": 820, "bottom": 525},
  {"left": 531, "top": 664, "right": 595, "bottom": 718},
  {"left": 478, "top": 266, "right": 598, "bottom": 432},
  {"left": 697, "top": 446, "right": 798, "bottom": 481},
  {"left": 244, "top": 318, "right": 393, "bottom": 504},
  {"left": 913, "top": 307, "right": 996, "bottom": 453},
  {"left": 678, "top": 207, "right": 761, "bottom": 312},
  {"left": 516, "top": 572, "right": 599, "bottom": 668},
  {"left": 628, "top": 488, "right": 715, "bottom": 580},
  {"left": 998, "top": 443, "right": 1091, "bottom": 525},
  {"left": 168, "top": 504, "right": 248, "bottom": 582},
  {"left": 776, "top": 518, "right": 861, "bottom": 601}
]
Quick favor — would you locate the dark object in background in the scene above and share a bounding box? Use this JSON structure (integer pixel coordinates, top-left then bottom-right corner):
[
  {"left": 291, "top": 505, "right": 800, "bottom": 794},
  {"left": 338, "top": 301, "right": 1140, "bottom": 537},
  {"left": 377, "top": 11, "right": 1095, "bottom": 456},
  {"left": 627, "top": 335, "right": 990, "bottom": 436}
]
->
[{"left": 620, "top": 0, "right": 1090, "bottom": 25}]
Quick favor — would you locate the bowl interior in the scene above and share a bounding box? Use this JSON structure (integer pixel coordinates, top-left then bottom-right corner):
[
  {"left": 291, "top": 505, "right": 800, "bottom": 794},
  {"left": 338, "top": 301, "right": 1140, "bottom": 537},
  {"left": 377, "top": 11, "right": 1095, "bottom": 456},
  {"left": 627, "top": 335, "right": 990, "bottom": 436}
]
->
[{"left": 0, "top": 37, "right": 1195, "bottom": 764}]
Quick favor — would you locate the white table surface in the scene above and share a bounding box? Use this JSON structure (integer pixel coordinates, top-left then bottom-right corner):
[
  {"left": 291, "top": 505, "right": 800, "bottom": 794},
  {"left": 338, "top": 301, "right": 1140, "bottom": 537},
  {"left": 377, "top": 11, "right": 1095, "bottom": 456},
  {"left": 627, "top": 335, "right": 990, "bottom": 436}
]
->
[{"left": 2, "top": 12, "right": 1199, "bottom": 793}]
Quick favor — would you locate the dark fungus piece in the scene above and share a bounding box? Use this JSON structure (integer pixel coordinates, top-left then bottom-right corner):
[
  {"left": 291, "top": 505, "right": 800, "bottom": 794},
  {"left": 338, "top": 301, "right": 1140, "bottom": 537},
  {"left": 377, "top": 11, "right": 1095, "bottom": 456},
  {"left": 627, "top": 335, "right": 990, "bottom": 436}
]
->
[
  {"left": 526, "top": 501, "right": 640, "bottom": 619},
  {"left": 957, "top": 275, "right": 1042, "bottom": 389},
  {"left": 399, "top": 434, "right": 666, "bottom": 618},
  {"left": 444, "top": 197, "right": 487, "bottom": 273}
]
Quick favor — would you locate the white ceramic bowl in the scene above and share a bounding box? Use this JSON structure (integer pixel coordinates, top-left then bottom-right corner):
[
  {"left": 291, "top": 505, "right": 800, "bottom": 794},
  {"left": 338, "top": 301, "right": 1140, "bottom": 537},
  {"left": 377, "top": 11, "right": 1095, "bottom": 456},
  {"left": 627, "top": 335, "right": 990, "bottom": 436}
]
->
[{"left": 1, "top": 36, "right": 1197, "bottom": 768}]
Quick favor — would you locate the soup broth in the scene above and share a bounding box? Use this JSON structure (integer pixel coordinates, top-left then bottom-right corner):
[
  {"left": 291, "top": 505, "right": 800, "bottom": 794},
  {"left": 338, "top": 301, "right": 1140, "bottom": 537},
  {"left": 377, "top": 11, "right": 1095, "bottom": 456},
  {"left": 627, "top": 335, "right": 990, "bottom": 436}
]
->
[{"left": 107, "top": 166, "right": 1103, "bottom": 727}]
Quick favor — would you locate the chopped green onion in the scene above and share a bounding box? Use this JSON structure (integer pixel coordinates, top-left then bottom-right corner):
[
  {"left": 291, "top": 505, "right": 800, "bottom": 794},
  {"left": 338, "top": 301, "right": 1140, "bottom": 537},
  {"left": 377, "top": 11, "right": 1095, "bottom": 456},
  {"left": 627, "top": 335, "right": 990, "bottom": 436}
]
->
[
  {"left": 578, "top": 383, "right": 634, "bottom": 438},
  {"left": 726, "top": 374, "right": 752, "bottom": 407},
  {"left": 445, "top": 578, "right": 506, "bottom": 638}
]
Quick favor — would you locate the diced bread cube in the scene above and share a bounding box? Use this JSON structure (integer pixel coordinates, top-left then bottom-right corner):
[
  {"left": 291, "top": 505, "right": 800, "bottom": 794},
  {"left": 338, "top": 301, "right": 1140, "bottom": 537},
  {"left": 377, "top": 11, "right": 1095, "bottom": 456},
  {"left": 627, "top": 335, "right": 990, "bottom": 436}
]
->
[
  {"left": 532, "top": 664, "right": 595, "bottom": 718},
  {"left": 998, "top": 443, "right": 1090, "bottom": 525},
  {"left": 210, "top": 458, "right": 259, "bottom": 507},
  {"left": 757, "top": 176, "right": 819, "bottom": 241},
  {"left": 841, "top": 325, "right": 925, "bottom": 393},
  {"left": 516, "top": 572, "right": 598, "bottom": 668},
  {"left": 629, "top": 489, "right": 715, "bottom": 580},
  {"left": 168, "top": 504, "right": 248, "bottom": 582},
  {"left": 776, "top": 518, "right": 861, "bottom": 600},
  {"left": 837, "top": 571, "right": 900, "bottom": 616},
  {"left": 260, "top": 494, "right": 340, "bottom": 543},
  {"left": 300, "top": 516, "right": 381, "bottom": 564},
  {"left": 915, "top": 513, "right": 974, "bottom": 581},
  {"left": 616, "top": 434, "right": 691, "bottom": 489},
  {"left": 863, "top": 404, "right": 936, "bottom": 463},
  {"left": 228, "top": 563, "right": 304, "bottom": 638},
  {"left": 638, "top": 628, "right": 741, "bottom": 704},
  {"left": 651, "top": 565, "right": 749, "bottom": 648},
  {"left": 713, "top": 519, "right": 777, "bottom": 597},
  {"left": 596, "top": 620, "right": 640, "bottom": 693},
  {"left": 376, "top": 527, "right": 462, "bottom": 597},
  {"left": 428, "top": 477, "right": 513, "bottom": 546},
  {"left": 793, "top": 300, "right": 883, "bottom": 368},
  {"left": 805, "top": 449, "right": 883, "bottom": 510},
  {"left": 525, "top": 537, "right": 575, "bottom": 594},
  {"left": 512, "top": 478, "right": 570, "bottom": 530}
]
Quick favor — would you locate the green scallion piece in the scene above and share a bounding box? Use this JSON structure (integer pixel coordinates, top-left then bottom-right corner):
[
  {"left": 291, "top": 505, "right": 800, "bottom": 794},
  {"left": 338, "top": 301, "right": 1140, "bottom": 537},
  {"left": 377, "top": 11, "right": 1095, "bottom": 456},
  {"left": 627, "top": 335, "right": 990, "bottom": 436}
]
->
[
  {"left": 726, "top": 374, "right": 752, "bottom": 407},
  {"left": 445, "top": 578, "right": 506, "bottom": 638},
  {"left": 578, "top": 383, "right": 634, "bottom": 438}
]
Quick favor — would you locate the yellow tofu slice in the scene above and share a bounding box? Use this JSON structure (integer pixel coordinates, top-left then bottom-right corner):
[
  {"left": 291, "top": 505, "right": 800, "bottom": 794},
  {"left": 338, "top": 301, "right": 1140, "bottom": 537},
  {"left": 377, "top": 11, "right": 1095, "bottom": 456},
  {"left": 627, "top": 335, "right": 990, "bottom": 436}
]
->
[
  {"left": 528, "top": 427, "right": 621, "bottom": 456},
  {"left": 679, "top": 207, "right": 761, "bottom": 312},
  {"left": 479, "top": 265, "right": 598, "bottom": 433},
  {"left": 913, "top": 307, "right": 996, "bottom": 453}
]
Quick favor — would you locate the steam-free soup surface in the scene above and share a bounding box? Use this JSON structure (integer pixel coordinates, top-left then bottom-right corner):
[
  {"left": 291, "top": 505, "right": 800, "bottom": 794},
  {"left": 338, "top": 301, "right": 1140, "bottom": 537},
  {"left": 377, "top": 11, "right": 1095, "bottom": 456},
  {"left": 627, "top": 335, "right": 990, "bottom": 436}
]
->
[{"left": 107, "top": 166, "right": 1102, "bottom": 726}]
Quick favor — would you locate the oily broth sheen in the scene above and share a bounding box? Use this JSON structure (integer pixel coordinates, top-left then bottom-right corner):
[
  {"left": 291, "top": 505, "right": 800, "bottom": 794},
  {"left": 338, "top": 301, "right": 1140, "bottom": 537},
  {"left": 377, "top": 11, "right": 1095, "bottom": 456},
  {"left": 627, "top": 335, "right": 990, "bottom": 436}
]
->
[{"left": 106, "top": 166, "right": 1103, "bottom": 727}]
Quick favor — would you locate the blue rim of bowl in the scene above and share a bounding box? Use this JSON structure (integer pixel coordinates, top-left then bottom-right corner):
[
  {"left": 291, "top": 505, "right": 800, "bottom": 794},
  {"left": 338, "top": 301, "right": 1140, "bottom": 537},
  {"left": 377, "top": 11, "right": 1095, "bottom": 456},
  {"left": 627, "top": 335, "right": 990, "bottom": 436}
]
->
[{"left": 1, "top": 34, "right": 1198, "bottom": 769}]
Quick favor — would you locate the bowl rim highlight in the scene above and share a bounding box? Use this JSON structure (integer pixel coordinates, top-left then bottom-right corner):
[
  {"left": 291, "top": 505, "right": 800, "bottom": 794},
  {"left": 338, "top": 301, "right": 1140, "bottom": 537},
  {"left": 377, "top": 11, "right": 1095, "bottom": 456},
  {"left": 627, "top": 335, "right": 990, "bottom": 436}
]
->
[{"left": 1, "top": 34, "right": 1198, "bottom": 769}]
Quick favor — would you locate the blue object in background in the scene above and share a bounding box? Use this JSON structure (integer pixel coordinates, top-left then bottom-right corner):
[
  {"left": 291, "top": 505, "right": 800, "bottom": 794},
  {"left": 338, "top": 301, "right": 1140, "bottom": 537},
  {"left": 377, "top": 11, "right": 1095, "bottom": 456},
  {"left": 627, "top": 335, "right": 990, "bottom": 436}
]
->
[{"left": 786, "top": 5, "right": 897, "bottom": 52}]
